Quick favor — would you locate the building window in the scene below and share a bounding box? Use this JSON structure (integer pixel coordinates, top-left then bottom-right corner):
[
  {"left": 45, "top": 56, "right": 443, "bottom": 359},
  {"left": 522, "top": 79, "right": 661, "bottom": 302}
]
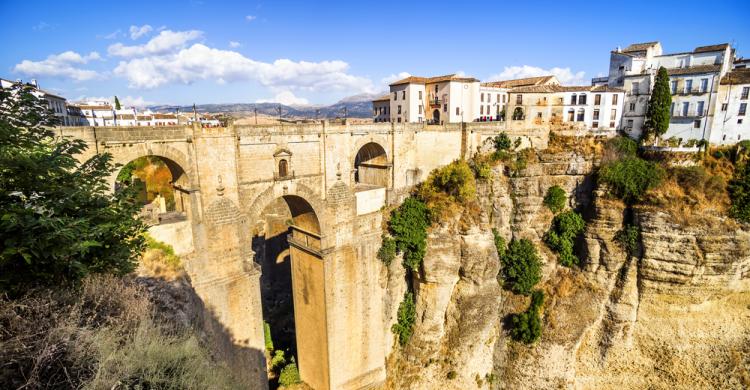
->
[
  {"left": 456, "top": 107, "right": 460, "bottom": 115},
  {"left": 612, "top": 94, "right": 618, "bottom": 104},
  {"left": 739, "top": 119, "right": 744, "bottom": 124},
  {"left": 397, "top": 105, "right": 402, "bottom": 114},
  {"left": 579, "top": 94, "right": 587, "bottom": 105},
  {"left": 740, "top": 103, "right": 747, "bottom": 116},
  {"left": 722, "top": 103, "right": 728, "bottom": 111},
  {"left": 443, "top": 103, "right": 447, "bottom": 112},
  {"left": 435, "top": 85, "right": 439, "bottom": 94},
  {"left": 567, "top": 109, "right": 574, "bottom": 121},
  {"left": 497, "top": 94, "right": 501, "bottom": 103},
  {"left": 626, "top": 119, "right": 633, "bottom": 129},
  {"left": 537, "top": 112, "right": 542, "bottom": 119},
  {"left": 629, "top": 103, "right": 635, "bottom": 111},
  {"left": 571, "top": 94, "right": 577, "bottom": 105},
  {"left": 610, "top": 109, "right": 617, "bottom": 120},
  {"left": 394, "top": 92, "right": 397, "bottom": 100},
  {"left": 593, "top": 109, "right": 600, "bottom": 120},
  {"left": 397, "top": 117, "right": 401, "bottom": 123},
  {"left": 671, "top": 80, "right": 677, "bottom": 94},
  {"left": 402, "top": 91, "right": 406, "bottom": 99},
  {"left": 278, "top": 159, "right": 289, "bottom": 178},
  {"left": 592, "top": 122, "right": 598, "bottom": 128},
  {"left": 685, "top": 79, "right": 692, "bottom": 93},
  {"left": 632, "top": 82, "right": 639, "bottom": 95},
  {"left": 610, "top": 121, "right": 615, "bottom": 128},
  {"left": 576, "top": 108, "right": 585, "bottom": 121},
  {"left": 694, "top": 119, "right": 701, "bottom": 128},
  {"left": 419, "top": 105, "right": 423, "bottom": 114},
  {"left": 516, "top": 94, "right": 522, "bottom": 105},
  {"left": 671, "top": 102, "right": 675, "bottom": 115},
  {"left": 419, "top": 91, "right": 422, "bottom": 100},
  {"left": 487, "top": 105, "right": 490, "bottom": 115},
  {"left": 697, "top": 101, "right": 705, "bottom": 116},
  {"left": 502, "top": 95, "right": 506, "bottom": 103},
  {"left": 682, "top": 102, "right": 689, "bottom": 116},
  {"left": 480, "top": 106, "right": 484, "bottom": 115},
  {"left": 594, "top": 94, "right": 601, "bottom": 105},
  {"left": 700, "top": 78, "right": 708, "bottom": 93},
  {"left": 481, "top": 93, "right": 484, "bottom": 102},
  {"left": 742, "top": 87, "right": 750, "bottom": 100}
]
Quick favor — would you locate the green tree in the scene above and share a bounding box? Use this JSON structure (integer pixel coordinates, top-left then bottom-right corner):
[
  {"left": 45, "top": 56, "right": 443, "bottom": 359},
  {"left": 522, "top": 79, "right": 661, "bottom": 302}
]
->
[
  {"left": 643, "top": 67, "right": 672, "bottom": 140},
  {"left": 0, "top": 83, "right": 146, "bottom": 295},
  {"left": 598, "top": 157, "right": 664, "bottom": 203},
  {"left": 543, "top": 185, "right": 567, "bottom": 213},
  {"left": 729, "top": 161, "right": 750, "bottom": 223},
  {"left": 510, "top": 290, "right": 544, "bottom": 344},
  {"left": 388, "top": 197, "right": 430, "bottom": 271},
  {"left": 392, "top": 291, "right": 416, "bottom": 346},
  {"left": 114, "top": 96, "right": 121, "bottom": 110},
  {"left": 501, "top": 239, "right": 542, "bottom": 295},
  {"left": 545, "top": 211, "right": 586, "bottom": 267}
]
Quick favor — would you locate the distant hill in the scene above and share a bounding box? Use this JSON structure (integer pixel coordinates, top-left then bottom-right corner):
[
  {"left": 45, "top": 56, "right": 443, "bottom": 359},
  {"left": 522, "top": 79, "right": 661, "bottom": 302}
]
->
[{"left": 147, "top": 92, "right": 386, "bottom": 119}]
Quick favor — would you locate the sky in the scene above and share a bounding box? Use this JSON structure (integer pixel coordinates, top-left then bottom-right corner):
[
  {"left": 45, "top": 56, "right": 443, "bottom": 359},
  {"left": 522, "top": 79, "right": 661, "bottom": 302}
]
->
[{"left": 1, "top": 0, "right": 749, "bottom": 107}]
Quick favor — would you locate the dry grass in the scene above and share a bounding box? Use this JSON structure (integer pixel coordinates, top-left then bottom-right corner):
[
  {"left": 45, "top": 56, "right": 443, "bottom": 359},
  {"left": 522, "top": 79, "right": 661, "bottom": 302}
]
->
[
  {"left": 139, "top": 234, "right": 185, "bottom": 281},
  {"left": 545, "top": 133, "right": 606, "bottom": 157},
  {"left": 0, "top": 275, "right": 245, "bottom": 389}
]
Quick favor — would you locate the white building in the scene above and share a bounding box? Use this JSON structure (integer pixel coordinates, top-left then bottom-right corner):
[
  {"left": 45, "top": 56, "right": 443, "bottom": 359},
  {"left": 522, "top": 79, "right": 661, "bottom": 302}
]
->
[
  {"left": 372, "top": 95, "right": 390, "bottom": 122},
  {"left": 607, "top": 41, "right": 737, "bottom": 143},
  {"left": 386, "top": 74, "right": 481, "bottom": 124},
  {"left": 76, "top": 103, "right": 115, "bottom": 127},
  {"left": 153, "top": 113, "right": 179, "bottom": 126},
  {"left": 712, "top": 69, "right": 750, "bottom": 143},
  {"left": 1, "top": 78, "right": 74, "bottom": 125}
]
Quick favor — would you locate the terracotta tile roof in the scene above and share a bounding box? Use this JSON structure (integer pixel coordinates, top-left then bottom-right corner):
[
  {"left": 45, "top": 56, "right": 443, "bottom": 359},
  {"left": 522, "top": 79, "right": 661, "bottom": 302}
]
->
[
  {"left": 694, "top": 43, "right": 729, "bottom": 53},
  {"left": 116, "top": 114, "right": 135, "bottom": 120},
  {"left": 389, "top": 73, "right": 479, "bottom": 86},
  {"left": 665, "top": 65, "right": 721, "bottom": 76},
  {"left": 721, "top": 69, "right": 750, "bottom": 85},
  {"left": 372, "top": 94, "right": 391, "bottom": 102},
  {"left": 510, "top": 85, "right": 624, "bottom": 93},
  {"left": 622, "top": 41, "right": 659, "bottom": 53},
  {"left": 137, "top": 115, "right": 152, "bottom": 120},
  {"left": 153, "top": 114, "right": 177, "bottom": 119},
  {"left": 481, "top": 75, "right": 557, "bottom": 89},
  {"left": 77, "top": 105, "right": 112, "bottom": 110}
]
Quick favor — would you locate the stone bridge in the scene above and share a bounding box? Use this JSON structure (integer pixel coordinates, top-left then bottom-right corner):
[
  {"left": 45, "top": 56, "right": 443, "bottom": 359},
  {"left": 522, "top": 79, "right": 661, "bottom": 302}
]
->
[{"left": 60, "top": 121, "right": 547, "bottom": 390}]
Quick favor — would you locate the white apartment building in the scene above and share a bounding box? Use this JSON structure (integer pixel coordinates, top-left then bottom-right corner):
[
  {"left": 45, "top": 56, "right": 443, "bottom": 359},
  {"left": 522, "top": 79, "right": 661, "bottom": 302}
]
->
[
  {"left": 372, "top": 95, "right": 390, "bottom": 122},
  {"left": 607, "top": 42, "right": 736, "bottom": 143},
  {"left": 712, "top": 68, "right": 750, "bottom": 143},
  {"left": 77, "top": 102, "right": 116, "bottom": 126},
  {"left": 478, "top": 84, "right": 508, "bottom": 121},
  {"left": 387, "top": 74, "right": 481, "bottom": 124},
  {"left": 153, "top": 113, "right": 179, "bottom": 126},
  {"left": 1, "top": 78, "right": 74, "bottom": 125}
]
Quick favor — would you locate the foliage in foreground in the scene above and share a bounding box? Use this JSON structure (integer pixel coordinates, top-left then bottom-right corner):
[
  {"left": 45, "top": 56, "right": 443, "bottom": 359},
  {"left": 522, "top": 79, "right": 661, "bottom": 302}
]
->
[
  {"left": 510, "top": 290, "right": 545, "bottom": 344},
  {"left": 500, "top": 239, "right": 542, "bottom": 295},
  {"left": 278, "top": 360, "right": 301, "bottom": 387},
  {"left": 598, "top": 156, "right": 664, "bottom": 203},
  {"left": 543, "top": 185, "right": 567, "bottom": 213},
  {"left": 0, "top": 275, "right": 245, "bottom": 389},
  {"left": 388, "top": 197, "right": 430, "bottom": 271},
  {"left": 0, "top": 83, "right": 146, "bottom": 295},
  {"left": 545, "top": 211, "right": 586, "bottom": 267},
  {"left": 392, "top": 291, "right": 416, "bottom": 346}
]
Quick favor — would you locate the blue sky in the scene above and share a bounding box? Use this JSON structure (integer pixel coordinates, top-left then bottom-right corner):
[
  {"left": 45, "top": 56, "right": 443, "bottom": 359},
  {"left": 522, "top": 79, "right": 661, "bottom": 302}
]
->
[{"left": 2, "top": 0, "right": 748, "bottom": 106}]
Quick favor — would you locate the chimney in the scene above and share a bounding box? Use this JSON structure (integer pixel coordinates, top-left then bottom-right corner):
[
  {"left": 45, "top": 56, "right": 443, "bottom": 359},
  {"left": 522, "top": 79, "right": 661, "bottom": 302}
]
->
[{"left": 31, "top": 79, "right": 38, "bottom": 88}]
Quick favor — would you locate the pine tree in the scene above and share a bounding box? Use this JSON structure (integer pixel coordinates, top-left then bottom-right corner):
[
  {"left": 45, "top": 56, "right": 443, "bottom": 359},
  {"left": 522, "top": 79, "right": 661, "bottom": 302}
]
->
[
  {"left": 114, "top": 95, "right": 121, "bottom": 110},
  {"left": 643, "top": 66, "right": 672, "bottom": 141},
  {"left": 0, "top": 83, "right": 146, "bottom": 295}
]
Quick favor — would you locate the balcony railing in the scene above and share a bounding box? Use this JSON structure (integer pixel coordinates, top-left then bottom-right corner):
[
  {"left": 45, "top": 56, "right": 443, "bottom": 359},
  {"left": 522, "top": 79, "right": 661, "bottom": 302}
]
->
[{"left": 428, "top": 99, "right": 442, "bottom": 107}]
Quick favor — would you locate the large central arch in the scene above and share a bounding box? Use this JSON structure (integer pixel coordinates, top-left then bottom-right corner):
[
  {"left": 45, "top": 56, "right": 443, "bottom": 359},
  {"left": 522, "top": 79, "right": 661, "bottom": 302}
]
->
[
  {"left": 248, "top": 186, "right": 329, "bottom": 390},
  {"left": 353, "top": 142, "right": 389, "bottom": 188}
]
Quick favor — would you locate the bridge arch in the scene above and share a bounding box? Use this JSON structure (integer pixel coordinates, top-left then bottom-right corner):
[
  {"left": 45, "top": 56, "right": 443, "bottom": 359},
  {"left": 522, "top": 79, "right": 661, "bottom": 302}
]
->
[
  {"left": 353, "top": 141, "right": 390, "bottom": 188},
  {"left": 105, "top": 143, "right": 195, "bottom": 191}
]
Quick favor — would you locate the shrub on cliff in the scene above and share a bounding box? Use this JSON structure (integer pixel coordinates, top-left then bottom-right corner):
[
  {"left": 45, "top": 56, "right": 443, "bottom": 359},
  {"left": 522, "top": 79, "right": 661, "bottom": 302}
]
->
[
  {"left": 543, "top": 185, "right": 567, "bottom": 213},
  {"left": 598, "top": 156, "right": 664, "bottom": 203},
  {"left": 729, "top": 161, "right": 750, "bottom": 223},
  {"left": 501, "top": 239, "right": 541, "bottom": 295},
  {"left": 510, "top": 290, "right": 544, "bottom": 344},
  {"left": 0, "top": 83, "right": 146, "bottom": 295},
  {"left": 492, "top": 228, "right": 506, "bottom": 260},
  {"left": 377, "top": 235, "right": 397, "bottom": 266},
  {"left": 388, "top": 197, "right": 430, "bottom": 271},
  {"left": 614, "top": 225, "right": 640, "bottom": 257},
  {"left": 545, "top": 211, "right": 586, "bottom": 267},
  {"left": 392, "top": 291, "right": 416, "bottom": 346},
  {"left": 278, "top": 359, "right": 301, "bottom": 386},
  {"left": 419, "top": 159, "right": 476, "bottom": 204}
]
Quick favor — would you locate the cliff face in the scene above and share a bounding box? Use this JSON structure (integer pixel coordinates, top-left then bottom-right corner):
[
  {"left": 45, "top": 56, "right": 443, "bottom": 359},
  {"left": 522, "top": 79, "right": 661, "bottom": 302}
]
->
[{"left": 383, "top": 145, "right": 750, "bottom": 389}]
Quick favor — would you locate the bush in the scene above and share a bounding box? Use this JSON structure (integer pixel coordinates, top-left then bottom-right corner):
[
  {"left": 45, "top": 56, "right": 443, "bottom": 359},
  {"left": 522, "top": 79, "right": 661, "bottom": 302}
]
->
[
  {"left": 606, "top": 136, "right": 638, "bottom": 158},
  {"left": 388, "top": 197, "right": 430, "bottom": 271},
  {"left": 278, "top": 359, "right": 301, "bottom": 387},
  {"left": 421, "top": 160, "right": 476, "bottom": 203},
  {"left": 501, "top": 239, "right": 542, "bottom": 295},
  {"left": 545, "top": 211, "right": 585, "bottom": 267},
  {"left": 729, "top": 162, "right": 750, "bottom": 223},
  {"left": 598, "top": 156, "right": 664, "bottom": 203},
  {"left": 270, "top": 350, "right": 286, "bottom": 371},
  {"left": 543, "top": 185, "right": 567, "bottom": 213},
  {"left": 377, "top": 235, "right": 396, "bottom": 266},
  {"left": 264, "top": 321, "right": 274, "bottom": 352},
  {"left": 510, "top": 290, "right": 544, "bottom": 344},
  {"left": 471, "top": 159, "right": 492, "bottom": 180},
  {"left": 392, "top": 291, "right": 416, "bottom": 346},
  {"left": 494, "top": 133, "right": 512, "bottom": 151},
  {"left": 492, "top": 228, "right": 506, "bottom": 260},
  {"left": 614, "top": 225, "right": 640, "bottom": 257}
]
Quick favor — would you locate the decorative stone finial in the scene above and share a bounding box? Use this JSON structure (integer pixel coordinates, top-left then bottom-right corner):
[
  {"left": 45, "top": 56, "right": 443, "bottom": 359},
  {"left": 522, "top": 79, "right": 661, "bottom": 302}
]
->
[{"left": 216, "top": 175, "right": 225, "bottom": 196}]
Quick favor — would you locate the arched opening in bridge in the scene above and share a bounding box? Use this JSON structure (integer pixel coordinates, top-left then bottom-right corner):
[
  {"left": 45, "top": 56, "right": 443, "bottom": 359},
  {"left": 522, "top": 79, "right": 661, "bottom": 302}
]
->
[
  {"left": 253, "top": 195, "right": 325, "bottom": 389},
  {"left": 354, "top": 142, "right": 389, "bottom": 188},
  {"left": 115, "top": 155, "right": 191, "bottom": 225}
]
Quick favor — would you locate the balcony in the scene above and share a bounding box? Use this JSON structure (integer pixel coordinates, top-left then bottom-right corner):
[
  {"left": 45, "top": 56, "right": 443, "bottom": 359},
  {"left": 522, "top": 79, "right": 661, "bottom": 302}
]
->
[{"left": 428, "top": 98, "right": 442, "bottom": 108}]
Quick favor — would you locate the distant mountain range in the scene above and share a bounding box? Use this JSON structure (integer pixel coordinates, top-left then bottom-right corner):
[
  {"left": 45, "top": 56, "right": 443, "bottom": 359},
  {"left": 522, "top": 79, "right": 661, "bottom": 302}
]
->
[{"left": 147, "top": 92, "right": 386, "bottom": 119}]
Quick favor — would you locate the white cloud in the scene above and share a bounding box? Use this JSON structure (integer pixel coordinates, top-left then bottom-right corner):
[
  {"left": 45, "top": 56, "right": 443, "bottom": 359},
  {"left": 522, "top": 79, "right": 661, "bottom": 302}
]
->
[
  {"left": 488, "top": 65, "right": 587, "bottom": 85},
  {"left": 112, "top": 42, "right": 376, "bottom": 94},
  {"left": 380, "top": 72, "right": 411, "bottom": 86},
  {"left": 245, "top": 15, "right": 257, "bottom": 22},
  {"left": 129, "top": 24, "right": 153, "bottom": 40},
  {"left": 257, "top": 90, "right": 309, "bottom": 105},
  {"left": 108, "top": 29, "right": 203, "bottom": 58},
  {"left": 33, "top": 21, "right": 54, "bottom": 31},
  {"left": 14, "top": 51, "right": 103, "bottom": 81},
  {"left": 102, "top": 29, "right": 122, "bottom": 39},
  {"left": 229, "top": 41, "right": 241, "bottom": 48}
]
